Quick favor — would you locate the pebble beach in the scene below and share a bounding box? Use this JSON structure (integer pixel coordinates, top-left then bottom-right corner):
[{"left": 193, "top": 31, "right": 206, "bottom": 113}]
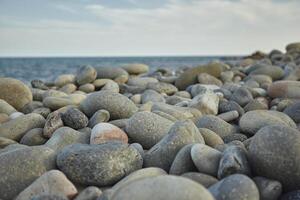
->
[{"left": 0, "top": 42, "right": 300, "bottom": 200}]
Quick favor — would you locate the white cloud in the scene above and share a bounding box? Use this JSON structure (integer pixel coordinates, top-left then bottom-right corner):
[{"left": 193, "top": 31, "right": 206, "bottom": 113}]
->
[{"left": 0, "top": 0, "right": 299, "bottom": 56}]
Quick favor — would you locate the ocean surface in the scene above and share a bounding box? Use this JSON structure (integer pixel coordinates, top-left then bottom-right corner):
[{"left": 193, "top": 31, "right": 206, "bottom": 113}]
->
[{"left": 0, "top": 56, "right": 240, "bottom": 83}]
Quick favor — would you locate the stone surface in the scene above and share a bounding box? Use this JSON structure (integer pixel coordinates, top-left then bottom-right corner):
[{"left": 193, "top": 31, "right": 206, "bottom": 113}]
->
[
  {"left": 76, "top": 65, "right": 97, "bottom": 85},
  {"left": 61, "top": 107, "right": 88, "bottom": 130},
  {"left": 43, "top": 111, "right": 64, "bottom": 138},
  {"left": 20, "top": 128, "right": 47, "bottom": 146},
  {"left": 230, "top": 87, "right": 253, "bottom": 107},
  {"left": 253, "top": 177, "right": 282, "bottom": 200},
  {"left": 181, "top": 172, "right": 218, "bottom": 188},
  {"left": 146, "top": 82, "right": 178, "bottom": 95},
  {"left": 88, "top": 109, "right": 110, "bottom": 128},
  {"left": 0, "top": 136, "right": 17, "bottom": 148},
  {"left": 189, "top": 90, "right": 219, "bottom": 115},
  {"left": 198, "top": 72, "right": 223, "bottom": 86},
  {"left": 268, "top": 80, "right": 300, "bottom": 98},
  {"left": 90, "top": 123, "right": 128, "bottom": 144},
  {"left": 199, "top": 128, "right": 224, "bottom": 148},
  {"left": 125, "top": 111, "right": 173, "bottom": 149},
  {"left": 122, "top": 63, "right": 149, "bottom": 74},
  {"left": 56, "top": 143, "right": 143, "bottom": 186},
  {"left": 74, "top": 186, "right": 102, "bottom": 200},
  {"left": 0, "top": 99, "right": 17, "bottom": 115},
  {"left": 248, "top": 125, "right": 300, "bottom": 191},
  {"left": 0, "top": 78, "right": 33, "bottom": 110},
  {"left": 284, "top": 101, "right": 300, "bottom": 123},
  {"left": 55, "top": 74, "right": 75, "bottom": 87}
]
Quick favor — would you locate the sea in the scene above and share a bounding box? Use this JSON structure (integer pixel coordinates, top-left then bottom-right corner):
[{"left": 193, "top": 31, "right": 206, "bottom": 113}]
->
[{"left": 0, "top": 56, "right": 240, "bottom": 83}]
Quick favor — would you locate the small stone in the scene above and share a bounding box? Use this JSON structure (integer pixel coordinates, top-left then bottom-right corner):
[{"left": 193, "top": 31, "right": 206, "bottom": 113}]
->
[
  {"left": 141, "top": 89, "right": 165, "bottom": 103},
  {"left": 55, "top": 74, "right": 75, "bottom": 87},
  {"left": 191, "top": 143, "right": 222, "bottom": 177},
  {"left": 43, "top": 111, "right": 64, "bottom": 138},
  {"left": 0, "top": 78, "right": 33, "bottom": 110},
  {"left": 0, "top": 113, "right": 45, "bottom": 141},
  {"left": 90, "top": 123, "right": 128, "bottom": 144},
  {"left": 16, "top": 170, "right": 77, "bottom": 200},
  {"left": 122, "top": 63, "right": 149, "bottom": 74},
  {"left": 127, "top": 77, "right": 158, "bottom": 87},
  {"left": 31, "top": 195, "right": 68, "bottom": 200},
  {"left": 56, "top": 143, "right": 143, "bottom": 187},
  {"left": 78, "top": 83, "right": 95, "bottom": 93},
  {"left": 248, "top": 64, "right": 284, "bottom": 80},
  {"left": 74, "top": 186, "right": 102, "bottom": 200},
  {"left": 61, "top": 107, "right": 88, "bottom": 130},
  {"left": 218, "top": 100, "right": 245, "bottom": 117},
  {"left": 181, "top": 172, "right": 218, "bottom": 188},
  {"left": 253, "top": 177, "right": 282, "bottom": 200},
  {"left": 20, "top": 128, "right": 47, "bottom": 146},
  {"left": 31, "top": 79, "right": 49, "bottom": 90},
  {"left": 209, "top": 174, "right": 259, "bottom": 200},
  {"left": 244, "top": 99, "right": 269, "bottom": 111},
  {"left": 146, "top": 82, "right": 178, "bottom": 95},
  {"left": 199, "top": 128, "right": 224, "bottom": 148},
  {"left": 268, "top": 80, "right": 300, "bottom": 98},
  {"left": 217, "top": 110, "right": 239, "bottom": 122},
  {"left": 0, "top": 137, "right": 17, "bottom": 148},
  {"left": 59, "top": 83, "right": 77, "bottom": 94},
  {"left": 9, "top": 111, "right": 24, "bottom": 119},
  {"left": 130, "top": 94, "right": 142, "bottom": 104},
  {"left": 144, "top": 120, "right": 204, "bottom": 171},
  {"left": 189, "top": 90, "right": 219, "bottom": 115},
  {"left": 76, "top": 65, "right": 97, "bottom": 85},
  {"left": 32, "top": 107, "right": 51, "bottom": 118},
  {"left": 125, "top": 111, "right": 173, "bottom": 149},
  {"left": 21, "top": 101, "right": 43, "bottom": 114},
  {"left": 198, "top": 73, "right": 223, "bottom": 86},
  {"left": 88, "top": 109, "right": 110, "bottom": 128},
  {"left": 0, "top": 99, "right": 17, "bottom": 115},
  {"left": 223, "top": 133, "right": 248, "bottom": 143},
  {"left": 217, "top": 145, "right": 251, "bottom": 179},
  {"left": 95, "top": 67, "right": 128, "bottom": 80},
  {"left": 284, "top": 101, "right": 300, "bottom": 123},
  {"left": 230, "top": 87, "right": 253, "bottom": 107},
  {"left": 101, "top": 80, "right": 119, "bottom": 93}
]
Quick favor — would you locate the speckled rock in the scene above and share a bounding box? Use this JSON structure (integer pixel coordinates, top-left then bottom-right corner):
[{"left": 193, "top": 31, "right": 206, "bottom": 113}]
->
[
  {"left": 56, "top": 143, "right": 143, "bottom": 186},
  {"left": 195, "top": 115, "right": 236, "bottom": 138},
  {"left": 126, "top": 111, "right": 173, "bottom": 149},
  {"left": 55, "top": 74, "right": 75, "bottom": 87},
  {"left": 191, "top": 143, "right": 222, "bottom": 176},
  {"left": 239, "top": 110, "right": 296, "bottom": 135},
  {"left": 31, "top": 79, "right": 49, "bottom": 90},
  {"left": 16, "top": 170, "right": 77, "bottom": 200},
  {"left": 0, "top": 146, "right": 56, "bottom": 200},
  {"left": 74, "top": 186, "right": 102, "bottom": 200},
  {"left": 169, "top": 144, "right": 197, "bottom": 175},
  {"left": 90, "top": 123, "right": 128, "bottom": 144},
  {"left": 43, "top": 111, "right": 64, "bottom": 138},
  {"left": 199, "top": 128, "right": 224, "bottom": 148},
  {"left": 110, "top": 175, "right": 214, "bottom": 200},
  {"left": 181, "top": 172, "right": 218, "bottom": 188},
  {"left": 76, "top": 65, "right": 97, "bottom": 85},
  {"left": 80, "top": 91, "right": 138, "bottom": 119},
  {"left": 61, "top": 107, "right": 88, "bottom": 130},
  {"left": 20, "top": 128, "right": 47, "bottom": 146},
  {"left": 209, "top": 174, "right": 259, "bottom": 200},
  {"left": 253, "top": 177, "right": 282, "bottom": 200},
  {"left": 146, "top": 82, "right": 178, "bottom": 95},
  {"left": 144, "top": 120, "right": 204, "bottom": 171},
  {"left": 122, "top": 63, "right": 149, "bottom": 74},
  {"left": 0, "top": 113, "right": 45, "bottom": 141},
  {"left": 88, "top": 109, "right": 110, "bottom": 128},
  {"left": 0, "top": 78, "right": 33, "bottom": 110},
  {"left": 223, "top": 133, "right": 248, "bottom": 143},
  {"left": 248, "top": 125, "right": 300, "bottom": 191},
  {"left": 101, "top": 80, "right": 119, "bottom": 93},
  {"left": 268, "top": 80, "right": 300, "bottom": 98}
]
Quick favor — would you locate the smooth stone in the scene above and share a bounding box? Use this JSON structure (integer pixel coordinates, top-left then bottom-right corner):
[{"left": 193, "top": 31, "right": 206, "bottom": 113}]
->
[
  {"left": 20, "top": 128, "right": 47, "bottom": 146},
  {"left": 223, "top": 133, "right": 248, "bottom": 143},
  {"left": 284, "top": 101, "right": 300, "bottom": 123},
  {"left": 217, "top": 145, "right": 251, "bottom": 179},
  {"left": 80, "top": 91, "right": 138, "bottom": 119},
  {"left": 56, "top": 143, "right": 143, "bottom": 187},
  {"left": 45, "top": 126, "right": 89, "bottom": 152},
  {"left": 125, "top": 111, "right": 173, "bottom": 149},
  {"left": 32, "top": 88, "right": 45, "bottom": 101},
  {"left": 110, "top": 175, "right": 215, "bottom": 200},
  {"left": 246, "top": 74, "right": 273, "bottom": 85},
  {"left": 195, "top": 115, "right": 236, "bottom": 138},
  {"left": 0, "top": 136, "right": 17, "bottom": 148},
  {"left": 191, "top": 143, "right": 222, "bottom": 177},
  {"left": 230, "top": 87, "right": 253, "bottom": 107},
  {"left": 220, "top": 71, "right": 234, "bottom": 82},
  {"left": 21, "top": 101, "right": 43, "bottom": 114},
  {"left": 253, "top": 177, "right": 282, "bottom": 200},
  {"left": 141, "top": 89, "right": 165, "bottom": 103},
  {"left": 0, "top": 143, "right": 29, "bottom": 154},
  {"left": 95, "top": 67, "right": 129, "bottom": 80},
  {"left": 33, "top": 107, "right": 51, "bottom": 118},
  {"left": 76, "top": 65, "right": 97, "bottom": 85},
  {"left": 189, "top": 84, "right": 220, "bottom": 98},
  {"left": 101, "top": 80, "right": 119, "bottom": 93},
  {"left": 169, "top": 144, "right": 197, "bottom": 175},
  {"left": 59, "top": 83, "right": 77, "bottom": 94},
  {"left": 189, "top": 90, "right": 219, "bottom": 115},
  {"left": 9, "top": 111, "right": 24, "bottom": 119},
  {"left": 74, "top": 186, "right": 102, "bottom": 200},
  {"left": 146, "top": 82, "right": 178, "bottom": 95},
  {"left": 42, "top": 89, "right": 68, "bottom": 99},
  {"left": 43, "top": 94, "right": 86, "bottom": 110},
  {"left": 209, "top": 174, "right": 259, "bottom": 200},
  {"left": 175, "top": 62, "right": 224, "bottom": 90},
  {"left": 31, "top": 194, "right": 68, "bottom": 200},
  {"left": 144, "top": 120, "right": 204, "bottom": 171},
  {"left": 109, "top": 119, "right": 128, "bottom": 129},
  {"left": 119, "top": 83, "right": 145, "bottom": 94},
  {"left": 16, "top": 170, "right": 77, "bottom": 200},
  {"left": 280, "top": 190, "right": 300, "bottom": 200},
  {"left": 78, "top": 83, "right": 95, "bottom": 93},
  {"left": 54, "top": 74, "right": 75, "bottom": 87},
  {"left": 248, "top": 64, "right": 284, "bottom": 80},
  {"left": 0, "top": 146, "right": 56, "bottom": 200},
  {"left": 217, "top": 110, "right": 239, "bottom": 122},
  {"left": 218, "top": 100, "right": 245, "bottom": 117},
  {"left": 244, "top": 99, "right": 269, "bottom": 111},
  {"left": 199, "top": 128, "right": 224, "bottom": 148},
  {"left": 248, "top": 125, "right": 300, "bottom": 191},
  {"left": 43, "top": 111, "right": 64, "bottom": 138},
  {"left": 165, "top": 95, "right": 191, "bottom": 105},
  {"left": 31, "top": 79, "right": 48, "bottom": 90},
  {"left": 0, "top": 113, "right": 9, "bottom": 124},
  {"left": 181, "top": 172, "right": 219, "bottom": 188},
  {"left": 61, "top": 107, "right": 88, "bottom": 130},
  {"left": 130, "top": 93, "right": 142, "bottom": 104},
  {"left": 268, "top": 81, "right": 300, "bottom": 98},
  {"left": 198, "top": 72, "right": 223, "bottom": 86},
  {"left": 174, "top": 91, "right": 192, "bottom": 98},
  {"left": 0, "top": 78, "right": 32, "bottom": 110},
  {"left": 90, "top": 123, "right": 128, "bottom": 144},
  {"left": 127, "top": 77, "right": 158, "bottom": 88},
  {"left": 88, "top": 110, "right": 110, "bottom": 128},
  {"left": 0, "top": 99, "right": 16, "bottom": 115},
  {"left": 0, "top": 113, "right": 45, "bottom": 141},
  {"left": 122, "top": 63, "right": 149, "bottom": 74},
  {"left": 239, "top": 110, "right": 297, "bottom": 135}
]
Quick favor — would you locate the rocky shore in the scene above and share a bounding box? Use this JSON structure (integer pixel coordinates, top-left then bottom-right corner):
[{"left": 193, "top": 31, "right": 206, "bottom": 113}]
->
[{"left": 0, "top": 42, "right": 300, "bottom": 200}]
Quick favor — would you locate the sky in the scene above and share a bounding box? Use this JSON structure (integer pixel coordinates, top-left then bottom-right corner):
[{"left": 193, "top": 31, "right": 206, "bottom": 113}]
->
[{"left": 0, "top": 0, "right": 299, "bottom": 57}]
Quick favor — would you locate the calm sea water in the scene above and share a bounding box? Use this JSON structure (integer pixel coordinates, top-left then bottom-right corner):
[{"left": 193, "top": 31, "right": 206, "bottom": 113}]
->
[{"left": 0, "top": 56, "right": 239, "bottom": 83}]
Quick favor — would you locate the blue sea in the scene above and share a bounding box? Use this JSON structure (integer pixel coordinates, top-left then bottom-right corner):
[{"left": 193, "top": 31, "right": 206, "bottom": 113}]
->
[{"left": 0, "top": 56, "right": 240, "bottom": 83}]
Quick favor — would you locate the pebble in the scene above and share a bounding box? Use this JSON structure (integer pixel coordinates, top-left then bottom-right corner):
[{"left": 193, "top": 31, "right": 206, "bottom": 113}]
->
[
  {"left": 15, "top": 170, "right": 78, "bottom": 200},
  {"left": 248, "top": 64, "right": 284, "bottom": 80},
  {"left": 189, "top": 90, "right": 219, "bottom": 115},
  {"left": 88, "top": 109, "right": 110, "bottom": 128},
  {"left": 111, "top": 175, "right": 214, "bottom": 200},
  {"left": 248, "top": 125, "right": 300, "bottom": 191},
  {"left": 57, "top": 142, "right": 143, "bottom": 186},
  {"left": 0, "top": 99, "right": 17, "bottom": 115},
  {"left": 0, "top": 113, "right": 45, "bottom": 141},
  {"left": 127, "top": 77, "right": 158, "bottom": 87},
  {"left": 217, "top": 110, "right": 239, "bottom": 122},
  {"left": 198, "top": 72, "right": 223, "bottom": 86},
  {"left": 78, "top": 83, "right": 95, "bottom": 93},
  {"left": 280, "top": 190, "right": 300, "bottom": 200},
  {"left": 0, "top": 78, "right": 33, "bottom": 110},
  {"left": 9, "top": 111, "right": 24, "bottom": 119},
  {"left": 141, "top": 89, "right": 166, "bottom": 103},
  {"left": 218, "top": 99, "right": 245, "bottom": 117},
  {"left": 230, "top": 86, "right": 253, "bottom": 106},
  {"left": 125, "top": 111, "right": 173, "bottom": 149},
  {"left": 191, "top": 143, "right": 222, "bottom": 176},
  {"left": 32, "top": 107, "right": 51, "bottom": 118},
  {"left": 199, "top": 128, "right": 224, "bottom": 148},
  {"left": 31, "top": 195, "right": 68, "bottom": 200},
  {"left": 222, "top": 133, "right": 248, "bottom": 143},
  {"left": 95, "top": 67, "right": 129, "bottom": 80},
  {"left": 90, "top": 123, "right": 128, "bottom": 144},
  {"left": 21, "top": 101, "right": 43, "bottom": 114},
  {"left": 244, "top": 98, "right": 269, "bottom": 111},
  {"left": 144, "top": 120, "right": 204, "bottom": 171},
  {"left": 55, "top": 74, "right": 76, "bottom": 87},
  {"left": 146, "top": 82, "right": 178, "bottom": 95},
  {"left": 79, "top": 90, "right": 138, "bottom": 119},
  {"left": 61, "top": 107, "right": 88, "bottom": 130},
  {"left": 59, "top": 83, "right": 77, "bottom": 94},
  {"left": 76, "top": 65, "right": 97, "bottom": 85},
  {"left": 253, "top": 177, "right": 282, "bottom": 200},
  {"left": 0, "top": 136, "right": 17, "bottom": 148},
  {"left": 20, "top": 128, "right": 47, "bottom": 146},
  {"left": 283, "top": 101, "right": 300, "bottom": 123},
  {"left": 31, "top": 79, "right": 49, "bottom": 90},
  {"left": 43, "top": 94, "right": 86, "bottom": 110},
  {"left": 74, "top": 186, "right": 102, "bottom": 200},
  {"left": 122, "top": 63, "right": 149, "bottom": 74},
  {"left": 181, "top": 172, "right": 218, "bottom": 188},
  {"left": 209, "top": 174, "right": 259, "bottom": 200},
  {"left": 268, "top": 80, "right": 300, "bottom": 98},
  {"left": 43, "top": 111, "right": 64, "bottom": 138}
]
